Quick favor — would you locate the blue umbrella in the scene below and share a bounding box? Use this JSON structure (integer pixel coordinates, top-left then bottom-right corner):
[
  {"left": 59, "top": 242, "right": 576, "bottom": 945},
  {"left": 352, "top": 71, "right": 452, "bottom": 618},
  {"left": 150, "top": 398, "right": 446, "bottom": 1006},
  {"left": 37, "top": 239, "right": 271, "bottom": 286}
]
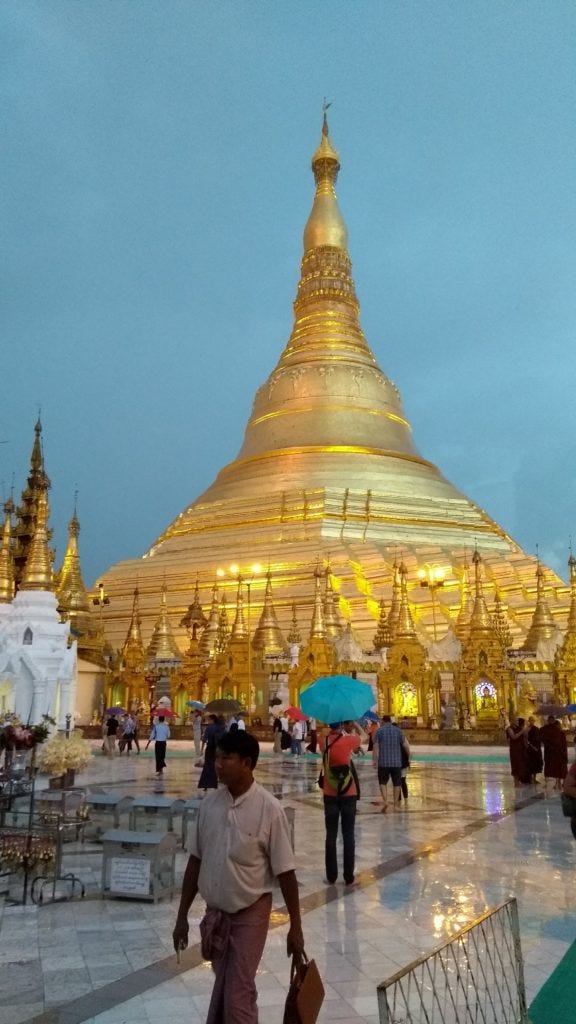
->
[
  {"left": 186, "top": 700, "right": 205, "bottom": 709},
  {"left": 362, "top": 709, "right": 380, "bottom": 723},
  {"left": 300, "top": 675, "right": 374, "bottom": 724}
]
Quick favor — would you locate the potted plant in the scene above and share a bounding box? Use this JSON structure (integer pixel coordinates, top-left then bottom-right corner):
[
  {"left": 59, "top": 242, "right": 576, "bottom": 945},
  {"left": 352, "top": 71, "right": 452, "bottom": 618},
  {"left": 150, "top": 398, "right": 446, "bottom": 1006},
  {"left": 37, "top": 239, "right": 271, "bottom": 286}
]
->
[{"left": 39, "top": 732, "right": 91, "bottom": 788}]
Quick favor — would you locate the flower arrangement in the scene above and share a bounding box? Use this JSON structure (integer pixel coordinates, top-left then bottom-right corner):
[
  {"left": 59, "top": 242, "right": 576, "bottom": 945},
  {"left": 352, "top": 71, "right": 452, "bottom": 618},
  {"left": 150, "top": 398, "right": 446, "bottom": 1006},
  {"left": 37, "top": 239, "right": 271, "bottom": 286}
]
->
[
  {"left": 38, "top": 732, "right": 91, "bottom": 776},
  {"left": 1, "top": 713, "right": 56, "bottom": 750}
]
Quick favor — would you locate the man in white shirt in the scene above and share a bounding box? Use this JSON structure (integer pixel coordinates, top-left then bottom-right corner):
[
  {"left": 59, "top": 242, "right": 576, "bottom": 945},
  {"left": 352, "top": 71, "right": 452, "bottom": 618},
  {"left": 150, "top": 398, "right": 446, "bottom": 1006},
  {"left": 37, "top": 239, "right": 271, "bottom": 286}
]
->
[
  {"left": 173, "top": 731, "right": 304, "bottom": 1023},
  {"left": 236, "top": 714, "right": 246, "bottom": 731}
]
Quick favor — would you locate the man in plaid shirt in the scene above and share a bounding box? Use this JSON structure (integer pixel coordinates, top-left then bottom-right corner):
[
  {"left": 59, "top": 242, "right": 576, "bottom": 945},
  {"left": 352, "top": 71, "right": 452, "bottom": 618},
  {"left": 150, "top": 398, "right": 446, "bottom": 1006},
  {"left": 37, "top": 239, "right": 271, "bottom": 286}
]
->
[{"left": 373, "top": 715, "right": 409, "bottom": 813}]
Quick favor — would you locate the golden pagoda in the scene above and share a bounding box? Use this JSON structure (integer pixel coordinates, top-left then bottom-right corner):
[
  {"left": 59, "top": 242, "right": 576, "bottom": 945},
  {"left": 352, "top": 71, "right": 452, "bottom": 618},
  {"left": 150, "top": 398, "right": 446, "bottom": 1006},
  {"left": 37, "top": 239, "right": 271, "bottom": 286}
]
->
[
  {"left": 13, "top": 419, "right": 52, "bottom": 588},
  {"left": 554, "top": 554, "right": 576, "bottom": 704},
  {"left": 98, "top": 115, "right": 569, "bottom": 656},
  {"left": 57, "top": 506, "right": 101, "bottom": 661},
  {"left": 0, "top": 498, "right": 16, "bottom": 603},
  {"left": 20, "top": 488, "right": 53, "bottom": 592},
  {"left": 116, "top": 588, "right": 147, "bottom": 707},
  {"left": 377, "top": 563, "right": 431, "bottom": 720},
  {"left": 456, "top": 551, "right": 515, "bottom": 724}
]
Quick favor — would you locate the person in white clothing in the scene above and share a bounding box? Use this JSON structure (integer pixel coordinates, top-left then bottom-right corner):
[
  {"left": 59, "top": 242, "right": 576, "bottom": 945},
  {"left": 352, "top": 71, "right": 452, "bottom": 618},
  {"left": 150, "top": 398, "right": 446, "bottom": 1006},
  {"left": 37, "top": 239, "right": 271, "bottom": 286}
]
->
[{"left": 237, "top": 714, "right": 246, "bottom": 731}]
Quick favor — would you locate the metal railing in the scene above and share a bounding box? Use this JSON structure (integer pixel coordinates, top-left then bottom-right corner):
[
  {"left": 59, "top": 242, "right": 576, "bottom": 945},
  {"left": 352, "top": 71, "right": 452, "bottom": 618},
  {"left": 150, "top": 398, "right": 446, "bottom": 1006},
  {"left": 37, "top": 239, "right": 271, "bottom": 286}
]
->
[{"left": 377, "top": 897, "right": 528, "bottom": 1024}]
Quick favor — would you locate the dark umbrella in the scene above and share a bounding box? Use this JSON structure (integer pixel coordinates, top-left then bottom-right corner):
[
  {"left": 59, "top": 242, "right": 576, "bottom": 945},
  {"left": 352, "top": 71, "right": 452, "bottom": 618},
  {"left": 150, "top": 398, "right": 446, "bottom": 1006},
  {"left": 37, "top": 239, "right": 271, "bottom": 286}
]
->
[
  {"left": 205, "top": 698, "right": 242, "bottom": 714},
  {"left": 536, "top": 704, "right": 569, "bottom": 717},
  {"left": 105, "top": 706, "right": 126, "bottom": 715},
  {"left": 269, "top": 697, "right": 283, "bottom": 707}
]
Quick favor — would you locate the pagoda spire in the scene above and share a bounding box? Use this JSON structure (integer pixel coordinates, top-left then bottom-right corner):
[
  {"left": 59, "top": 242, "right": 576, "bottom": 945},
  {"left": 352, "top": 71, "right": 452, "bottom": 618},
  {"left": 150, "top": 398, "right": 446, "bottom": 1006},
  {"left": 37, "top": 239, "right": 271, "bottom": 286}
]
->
[
  {"left": 455, "top": 559, "right": 472, "bottom": 641},
  {"left": 395, "top": 563, "right": 416, "bottom": 639},
  {"left": 310, "top": 565, "right": 327, "bottom": 639},
  {"left": 199, "top": 583, "right": 220, "bottom": 663},
  {"left": 491, "top": 593, "right": 512, "bottom": 652},
  {"left": 56, "top": 503, "right": 98, "bottom": 652},
  {"left": 567, "top": 553, "right": 576, "bottom": 633},
  {"left": 252, "top": 572, "right": 285, "bottom": 655},
  {"left": 373, "top": 598, "right": 391, "bottom": 650},
  {"left": 323, "top": 566, "right": 342, "bottom": 638},
  {"left": 522, "top": 560, "right": 556, "bottom": 650},
  {"left": 387, "top": 561, "right": 401, "bottom": 640},
  {"left": 180, "top": 577, "right": 208, "bottom": 639},
  {"left": 287, "top": 601, "right": 302, "bottom": 644},
  {"left": 469, "top": 550, "right": 492, "bottom": 634},
  {"left": 230, "top": 578, "right": 247, "bottom": 640},
  {"left": 147, "top": 585, "right": 181, "bottom": 661},
  {"left": 0, "top": 498, "right": 15, "bottom": 603},
  {"left": 14, "top": 419, "right": 52, "bottom": 588},
  {"left": 216, "top": 593, "right": 231, "bottom": 653},
  {"left": 20, "top": 488, "right": 54, "bottom": 591},
  {"left": 124, "top": 588, "right": 144, "bottom": 654}
]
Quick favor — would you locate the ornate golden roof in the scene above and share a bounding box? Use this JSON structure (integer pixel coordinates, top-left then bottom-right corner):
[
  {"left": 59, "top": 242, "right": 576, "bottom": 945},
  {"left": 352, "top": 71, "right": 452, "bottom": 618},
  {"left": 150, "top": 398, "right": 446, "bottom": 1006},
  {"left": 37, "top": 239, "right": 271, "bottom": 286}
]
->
[
  {"left": 20, "top": 488, "right": 54, "bottom": 592},
  {"left": 0, "top": 498, "right": 15, "bottom": 603}
]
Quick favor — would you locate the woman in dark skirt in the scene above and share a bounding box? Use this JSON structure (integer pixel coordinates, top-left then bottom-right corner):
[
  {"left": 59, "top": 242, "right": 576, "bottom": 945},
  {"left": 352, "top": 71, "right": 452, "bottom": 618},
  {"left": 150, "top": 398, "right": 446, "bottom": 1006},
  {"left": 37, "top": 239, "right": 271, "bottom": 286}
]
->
[{"left": 198, "top": 715, "right": 225, "bottom": 792}]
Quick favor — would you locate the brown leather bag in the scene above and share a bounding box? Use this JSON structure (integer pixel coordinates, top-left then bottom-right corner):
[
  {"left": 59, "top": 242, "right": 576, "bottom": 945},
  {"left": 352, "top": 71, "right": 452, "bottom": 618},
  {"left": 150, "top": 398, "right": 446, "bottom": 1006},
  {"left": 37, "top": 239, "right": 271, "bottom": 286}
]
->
[{"left": 283, "top": 952, "right": 325, "bottom": 1024}]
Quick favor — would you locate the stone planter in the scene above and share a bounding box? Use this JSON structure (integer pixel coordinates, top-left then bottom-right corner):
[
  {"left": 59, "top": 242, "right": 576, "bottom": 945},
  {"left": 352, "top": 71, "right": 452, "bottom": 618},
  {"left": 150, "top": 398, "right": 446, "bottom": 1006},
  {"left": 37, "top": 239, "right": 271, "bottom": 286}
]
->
[{"left": 48, "top": 769, "right": 76, "bottom": 789}]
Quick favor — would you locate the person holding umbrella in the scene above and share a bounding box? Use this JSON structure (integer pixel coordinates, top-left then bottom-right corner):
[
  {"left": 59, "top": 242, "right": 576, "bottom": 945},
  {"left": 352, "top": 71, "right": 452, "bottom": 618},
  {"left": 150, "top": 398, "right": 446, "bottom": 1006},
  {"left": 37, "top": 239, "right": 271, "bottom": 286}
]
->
[{"left": 320, "top": 720, "right": 362, "bottom": 885}]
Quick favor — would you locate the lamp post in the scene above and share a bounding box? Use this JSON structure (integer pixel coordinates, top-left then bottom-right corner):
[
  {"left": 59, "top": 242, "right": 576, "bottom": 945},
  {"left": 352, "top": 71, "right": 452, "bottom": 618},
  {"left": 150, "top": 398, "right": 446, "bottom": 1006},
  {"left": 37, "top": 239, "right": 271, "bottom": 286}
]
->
[{"left": 418, "top": 566, "right": 445, "bottom": 642}]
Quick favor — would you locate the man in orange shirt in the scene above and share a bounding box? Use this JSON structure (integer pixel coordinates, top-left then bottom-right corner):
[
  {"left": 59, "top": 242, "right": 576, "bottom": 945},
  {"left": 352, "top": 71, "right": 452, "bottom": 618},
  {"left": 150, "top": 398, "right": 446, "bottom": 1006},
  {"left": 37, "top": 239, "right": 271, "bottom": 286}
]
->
[{"left": 320, "top": 721, "right": 362, "bottom": 885}]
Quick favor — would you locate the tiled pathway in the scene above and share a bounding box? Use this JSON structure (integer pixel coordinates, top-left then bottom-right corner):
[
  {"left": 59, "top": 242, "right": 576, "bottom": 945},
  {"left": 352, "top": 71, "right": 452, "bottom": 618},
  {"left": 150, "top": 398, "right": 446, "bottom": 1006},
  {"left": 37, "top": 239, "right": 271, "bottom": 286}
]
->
[{"left": 1, "top": 743, "right": 574, "bottom": 1024}]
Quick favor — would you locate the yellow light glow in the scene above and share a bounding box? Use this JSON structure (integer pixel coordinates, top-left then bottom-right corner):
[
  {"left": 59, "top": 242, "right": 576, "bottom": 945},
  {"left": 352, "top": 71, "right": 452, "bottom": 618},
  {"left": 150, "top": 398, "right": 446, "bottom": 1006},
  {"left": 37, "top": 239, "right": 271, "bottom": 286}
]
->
[
  {"left": 251, "top": 563, "right": 262, "bottom": 575},
  {"left": 216, "top": 568, "right": 225, "bottom": 577},
  {"left": 229, "top": 564, "right": 239, "bottom": 575}
]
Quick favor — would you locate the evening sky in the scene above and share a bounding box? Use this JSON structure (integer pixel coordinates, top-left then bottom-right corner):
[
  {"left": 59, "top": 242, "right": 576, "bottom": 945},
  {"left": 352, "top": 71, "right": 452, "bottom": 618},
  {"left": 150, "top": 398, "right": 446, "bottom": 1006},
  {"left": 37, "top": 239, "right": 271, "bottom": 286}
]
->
[{"left": 2, "top": 1, "right": 575, "bottom": 586}]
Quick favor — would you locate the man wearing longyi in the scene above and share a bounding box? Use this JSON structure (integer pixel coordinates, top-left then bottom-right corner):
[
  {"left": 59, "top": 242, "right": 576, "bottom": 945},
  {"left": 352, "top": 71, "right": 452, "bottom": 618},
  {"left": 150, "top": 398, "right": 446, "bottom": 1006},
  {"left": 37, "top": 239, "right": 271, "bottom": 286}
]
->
[{"left": 173, "top": 730, "right": 304, "bottom": 1023}]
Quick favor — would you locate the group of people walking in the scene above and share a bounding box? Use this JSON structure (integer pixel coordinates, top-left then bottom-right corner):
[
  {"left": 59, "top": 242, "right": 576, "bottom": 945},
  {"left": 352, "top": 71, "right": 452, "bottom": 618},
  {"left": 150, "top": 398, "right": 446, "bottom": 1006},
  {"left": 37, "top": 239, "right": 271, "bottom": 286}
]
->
[{"left": 506, "top": 714, "right": 568, "bottom": 788}]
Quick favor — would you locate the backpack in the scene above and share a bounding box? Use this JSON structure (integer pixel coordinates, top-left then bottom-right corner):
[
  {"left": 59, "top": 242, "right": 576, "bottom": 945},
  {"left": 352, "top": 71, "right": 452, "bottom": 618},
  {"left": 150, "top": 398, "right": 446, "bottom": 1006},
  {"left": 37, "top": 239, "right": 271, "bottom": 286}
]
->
[{"left": 318, "top": 734, "right": 357, "bottom": 796}]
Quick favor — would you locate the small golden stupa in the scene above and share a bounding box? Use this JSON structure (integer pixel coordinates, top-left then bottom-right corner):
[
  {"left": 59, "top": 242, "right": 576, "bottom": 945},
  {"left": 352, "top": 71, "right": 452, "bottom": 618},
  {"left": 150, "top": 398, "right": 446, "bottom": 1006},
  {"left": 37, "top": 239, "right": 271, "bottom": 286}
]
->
[{"left": 98, "top": 115, "right": 567, "bottom": 651}]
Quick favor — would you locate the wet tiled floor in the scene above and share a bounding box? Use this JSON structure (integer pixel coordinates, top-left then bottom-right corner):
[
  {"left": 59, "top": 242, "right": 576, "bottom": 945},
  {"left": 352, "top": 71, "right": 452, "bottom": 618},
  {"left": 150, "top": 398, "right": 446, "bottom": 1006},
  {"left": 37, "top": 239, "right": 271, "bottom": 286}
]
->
[{"left": 0, "top": 742, "right": 574, "bottom": 1024}]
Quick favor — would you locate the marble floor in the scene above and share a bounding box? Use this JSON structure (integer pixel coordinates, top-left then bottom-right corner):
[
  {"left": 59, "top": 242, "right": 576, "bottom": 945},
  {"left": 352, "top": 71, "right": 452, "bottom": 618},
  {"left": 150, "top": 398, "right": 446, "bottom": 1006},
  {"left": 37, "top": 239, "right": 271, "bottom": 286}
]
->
[{"left": 0, "top": 741, "right": 574, "bottom": 1024}]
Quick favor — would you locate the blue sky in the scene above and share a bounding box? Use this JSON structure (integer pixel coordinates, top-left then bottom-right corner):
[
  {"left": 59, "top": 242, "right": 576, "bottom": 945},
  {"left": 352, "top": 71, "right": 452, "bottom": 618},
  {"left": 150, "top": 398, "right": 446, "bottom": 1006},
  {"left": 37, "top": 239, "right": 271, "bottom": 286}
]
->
[{"left": 2, "top": 1, "right": 576, "bottom": 585}]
